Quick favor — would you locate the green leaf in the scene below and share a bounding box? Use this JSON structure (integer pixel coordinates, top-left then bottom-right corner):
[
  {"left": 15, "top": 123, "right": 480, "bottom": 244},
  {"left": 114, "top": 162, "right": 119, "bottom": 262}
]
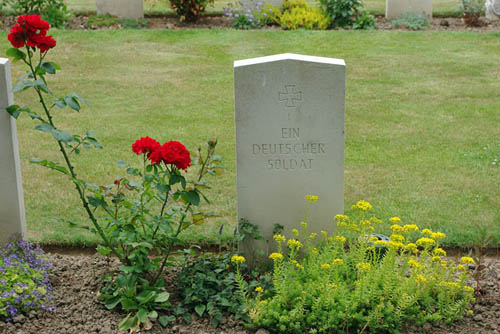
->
[
  {"left": 54, "top": 99, "right": 66, "bottom": 108},
  {"left": 194, "top": 304, "right": 206, "bottom": 317},
  {"left": 181, "top": 190, "right": 200, "bottom": 206},
  {"left": 155, "top": 292, "right": 170, "bottom": 303},
  {"left": 137, "top": 308, "right": 148, "bottom": 323},
  {"left": 64, "top": 95, "right": 80, "bottom": 112},
  {"left": 136, "top": 290, "right": 155, "bottom": 305},
  {"left": 29, "top": 158, "right": 69, "bottom": 175},
  {"left": 34, "top": 123, "right": 54, "bottom": 133},
  {"left": 71, "top": 93, "right": 90, "bottom": 106},
  {"left": 96, "top": 245, "right": 111, "bottom": 255},
  {"left": 52, "top": 129, "right": 76, "bottom": 143},
  {"left": 117, "top": 160, "right": 129, "bottom": 167},
  {"left": 40, "top": 61, "right": 57, "bottom": 74},
  {"left": 148, "top": 310, "right": 158, "bottom": 320},
  {"left": 159, "top": 315, "right": 176, "bottom": 327},
  {"left": 104, "top": 296, "right": 121, "bottom": 310},
  {"left": 118, "top": 313, "right": 139, "bottom": 330},
  {"left": 6, "top": 48, "right": 26, "bottom": 63},
  {"left": 121, "top": 298, "right": 138, "bottom": 310}
]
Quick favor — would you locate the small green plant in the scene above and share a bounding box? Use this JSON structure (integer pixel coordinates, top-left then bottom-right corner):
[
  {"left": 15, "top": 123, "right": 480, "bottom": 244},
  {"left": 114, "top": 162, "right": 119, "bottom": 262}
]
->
[
  {"left": 2, "top": 0, "right": 68, "bottom": 28},
  {"left": 391, "top": 12, "right": 429, "bottom": 30},
  {"left": 224, "top": 1, "right": 271, "bottom": 29},
  {"left": 280, "top": 5, "right": 330, "bottom": 30},
  {"left": 86, "top": 14, "right": 119, "bottom": 28},
  {"left": 120, "top": 17, "right": 152, "bottom": 29},
  {"left": 352, "top": 10, "right": 376, "bottom": 30},
  {"left": 319, "top": 0, "right": 363, "bottom": 28},
  {"left": 235, "top": 197, "right": 475, "bottom": 333},
  {"left": 0, "top": 237, "right": 54, "bottom": 322},
  {"left": 461, "top": 0, "right": 484, "bottom": 27},
  {"left": 170, "top": 0, "right": 214, "bottom": 22}
]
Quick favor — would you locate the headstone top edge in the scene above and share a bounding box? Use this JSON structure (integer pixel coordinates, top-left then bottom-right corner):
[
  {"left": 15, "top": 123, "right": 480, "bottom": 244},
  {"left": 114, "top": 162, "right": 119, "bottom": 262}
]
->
[
  {"left": 234, "top": 53, "right": 345, "bottom": 68},
  {"left": 0, "top": 58, "right": 9, "bottom": 65}
]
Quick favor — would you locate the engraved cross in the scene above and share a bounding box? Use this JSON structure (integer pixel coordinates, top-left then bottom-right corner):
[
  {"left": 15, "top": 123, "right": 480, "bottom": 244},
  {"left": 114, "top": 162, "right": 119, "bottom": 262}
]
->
[{"left": 279, "top": 85, "right": 302, "bottom": 108}]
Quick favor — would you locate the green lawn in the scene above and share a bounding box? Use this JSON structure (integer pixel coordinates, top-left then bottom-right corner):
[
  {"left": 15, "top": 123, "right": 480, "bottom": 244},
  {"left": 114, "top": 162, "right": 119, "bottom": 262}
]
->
[
  {"left": 68, "top": 0, "right": 462, "bottom": 16},
  {"left": 4, "top": 30, "right": 500, "bottom": 247}
]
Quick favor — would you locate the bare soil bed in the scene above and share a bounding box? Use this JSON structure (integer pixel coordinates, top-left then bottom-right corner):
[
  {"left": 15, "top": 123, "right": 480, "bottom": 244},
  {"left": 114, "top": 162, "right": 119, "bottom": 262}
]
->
[
  {"left": 1, "top": 14, "right": 500, "bottom": 31},
  {"left": 1, "top": 251, "right": 500, "bottom": 334}
]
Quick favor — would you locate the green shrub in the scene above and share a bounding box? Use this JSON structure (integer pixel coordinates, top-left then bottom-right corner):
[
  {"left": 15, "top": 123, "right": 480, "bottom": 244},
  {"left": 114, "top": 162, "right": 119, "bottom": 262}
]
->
[
  {"left": 0, "top": 237, "right": 54, "bottom": 322},
  {"left": 259, "top": 3, "right": 281, "bottom": 25},
  {"left": 277, "top": 0, "right": 329, "bottom": 30},
  {"left": 319, "top": 0, "right": 363, "bottom": 28},
  {"left": 353, "top": 10, "right": 376, "bottom": 30},
  {"left": 2, "top": 0, "right": 68, "bottom": 28},
  {"left": 461, "top": 0, "right": 484, "bottom": 26},
  {"left": 120, "top": 18, "right": 152, "bottom": 29},
  {"left": 86, "top": 14, "right": 119, "bottom": 28},
  {"left": 391, "top": 12, "right": 429, "bottom": 30},
  {"left": 170, "top": 0, "right": 214, "bottom": 22},
  {"left": 235, "top": 198, "right": 475, "bottom": 334}
]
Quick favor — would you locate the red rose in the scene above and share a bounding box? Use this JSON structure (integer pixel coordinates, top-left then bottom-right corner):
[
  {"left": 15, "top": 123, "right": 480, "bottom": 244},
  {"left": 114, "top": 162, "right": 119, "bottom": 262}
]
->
[
  {"left": 17, "top": 14, "right": 50, "bottom": 34},
  {"left": 7, "top": 24, "right": 25, "bottom": 48},
  {"left": 148, "top": 141, "right": 191, "bottom": 170},
  {"left": 31, "top": 34, "right": 56, "bottom": 53},
  {"left": 132, "top": 136, "right": 161, "bottom": 156}
]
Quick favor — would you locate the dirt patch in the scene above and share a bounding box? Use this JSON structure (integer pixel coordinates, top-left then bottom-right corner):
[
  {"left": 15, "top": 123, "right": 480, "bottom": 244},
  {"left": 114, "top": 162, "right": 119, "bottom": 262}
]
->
[
  {"left": 1, "top": 14, "right": 500, "bottom": 31},
  {"left": 1, "top": 252, "right": 500, "bottom": 333}
]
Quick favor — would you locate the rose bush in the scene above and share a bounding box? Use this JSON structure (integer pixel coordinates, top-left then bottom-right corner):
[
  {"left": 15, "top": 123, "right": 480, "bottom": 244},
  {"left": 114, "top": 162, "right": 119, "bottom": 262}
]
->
[{"left": 5, "top": 14, "right": 223, "bottom": 331}]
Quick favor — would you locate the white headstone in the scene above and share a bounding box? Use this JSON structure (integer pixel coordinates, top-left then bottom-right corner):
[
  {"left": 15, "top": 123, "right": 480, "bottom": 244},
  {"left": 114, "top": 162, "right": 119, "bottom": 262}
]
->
[
  {"left": 386, "top": 0, "right": 433, "bottom": 20},
  {"left": 96, "top": 0, "right": 144, "bottom": 19},
  {"left": 486, "top": 0, "right": 500, "bottom": 21},
  {"left": 0, "top": 58, "right": 27, "bottom": 245},
  {"left": 234, "top": 53, "right": 345, "bottom": 258}
]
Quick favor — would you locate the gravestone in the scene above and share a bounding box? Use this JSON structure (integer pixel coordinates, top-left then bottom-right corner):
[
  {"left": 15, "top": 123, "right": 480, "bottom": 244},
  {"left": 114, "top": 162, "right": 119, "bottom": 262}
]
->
[
  {"left": 486, "top": 0, "right": 500, "bottom": 21},
  {"left": 234, "top": 53, "right": 345, "bottom": 259},
  {"left": 386, "top": 0, "right": 432, "bottom": 20},
  {"left": 96, "top": 0, "right": 144, "bottom": 19},
  {"left": 0, "top": 58, "right": 27, "bottom": 245}
]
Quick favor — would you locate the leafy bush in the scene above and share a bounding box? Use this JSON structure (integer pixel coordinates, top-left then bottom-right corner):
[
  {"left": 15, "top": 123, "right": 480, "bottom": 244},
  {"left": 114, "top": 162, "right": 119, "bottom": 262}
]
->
[
  {"left": 0, "top": 237, "right": 54, "bottom": 322},
  {"left": 86, "top": 14, "right": 119, "bottom": 28},
  {"left": 280, "top": 6, "right": 329, "bottom": 30},
  {"left": 461, "top": 0, "right": 484, "bottom": 26},
  {"left": 391, "top": 12, "right": 429, "bottom": 30},
  {"left": 319, "top": 0, "right": 363, "bottom": 28},
  {"left": 1, "top": 0, "right": 68, "bottom": 28},
  {"left": 170, "top": 0, "right": 214, "bottom": 22},
  {"left": 353, "top": 10, "right": 376, "bottom": 30},
  {"left": 235, "top": 198, "right": 475, "bottom": 334},
  {"left": 224, "top": 1, "right": 270, "bottom": 29}
]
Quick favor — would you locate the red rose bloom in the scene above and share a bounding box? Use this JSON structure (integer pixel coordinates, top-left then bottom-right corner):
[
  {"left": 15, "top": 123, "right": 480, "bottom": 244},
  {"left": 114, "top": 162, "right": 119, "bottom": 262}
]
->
[
  {"left": 148, "top": 141, "right": 191, "bottom": 170},
  {"left": 32, "top": 34, "right": 56, "bottom": 53},
  {"left": 17, "top": 14, "right": 50, "bottom": 34},
  {"left": 7, "top": 24, "right": 25, "bottom": 48},
  {"left": 132, "top": 136, "right": 161, "bottom": 156}
]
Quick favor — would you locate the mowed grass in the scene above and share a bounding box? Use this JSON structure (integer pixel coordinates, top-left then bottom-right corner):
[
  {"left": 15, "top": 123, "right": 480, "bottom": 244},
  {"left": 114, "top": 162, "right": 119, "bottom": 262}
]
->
[
  {"left": 3, "top": 30, "right": 500, "bottom": 247},
  {"left": 67, "top": 0, "right": 462, "bottom": 16}
]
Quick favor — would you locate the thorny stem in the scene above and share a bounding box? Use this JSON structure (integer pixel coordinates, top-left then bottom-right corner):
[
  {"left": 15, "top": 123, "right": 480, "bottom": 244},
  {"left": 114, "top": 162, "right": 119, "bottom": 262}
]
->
[{"left": 24, "top": 46, "right": 125, "bottom": 264}]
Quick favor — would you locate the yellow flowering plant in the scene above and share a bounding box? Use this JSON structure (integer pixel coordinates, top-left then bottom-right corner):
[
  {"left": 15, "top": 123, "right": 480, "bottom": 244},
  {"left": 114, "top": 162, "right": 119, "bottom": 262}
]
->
[{"left": 240, "top": 199, "right": 475, "bottom": 334}]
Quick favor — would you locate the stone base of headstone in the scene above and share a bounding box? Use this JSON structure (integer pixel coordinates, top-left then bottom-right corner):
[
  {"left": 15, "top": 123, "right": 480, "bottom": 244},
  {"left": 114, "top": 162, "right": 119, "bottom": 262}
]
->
[
  {"left": 486, "top": 0, "right": 500, "bottom": 21},
  {"left": 385, "top": 0, "right": 433, "bottom": 20},
  {"left": 96, "top": 0, "right": 144, "bottom": 19},
  {"left": 0, "top": 58, "right": 27, "bottom": 245}
]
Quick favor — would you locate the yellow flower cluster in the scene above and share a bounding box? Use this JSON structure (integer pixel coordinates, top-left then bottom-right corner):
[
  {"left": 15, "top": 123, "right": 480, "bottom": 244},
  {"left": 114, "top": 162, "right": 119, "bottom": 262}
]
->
[
  {"left": 332, "top": 258, "right": 344, "bottom": 266},
  {"left": 309, "top": 233, "right": 317, "bottom": 240},
  {"left": 269, "top": 253, "right": 283, "bottom": 261},
  {"left": 460, "top": 257, "right": 474, "bottom": 264},
  {"left": 389, "top": 217, "right": 401, "bottom": 223},
  {"left": 403, "top": 224, "right": 419, "bottom": 233},
  {"left": 370, "top": 217, "right": 383, "bottom": 224},
  {"left": 231, "top": 255, "right": 246, "bottom": 264},
  {"left": 456, "top": 264, "right": 465, "bottom": 271},
  {"left": 334, "top": 235, "right": 346, "bottom": 244},
  {"left": 439, "top": 281, "right": 460, "bottom": 289},
  {"left": 390, "top": 234, "right": 405, "bottom": 242},
  {"left": 356, "top": 262, "right": 371, "bottom": 271},
  {"left": 321, "top": 230, "right": 328, "bottom": 237},
  {"left": 421, "top": 229, "right": 432, "bottom": 237},
  {"left": 287, "top": 239, "right": 303, "bottom": 250},
  {"left": 291, "top": 260, "right": 304, "bottom": 270},
  {"left": 255, "top": 286, "right": 264, "bottom": 293},
  {"left": 301, "top": 221, "right": 307, "bottom": 229},
  {"left": 321, "top": 263, "right": 331, "bottom": 270},
  {"left": 388, "top": 241, "right": 404, "bottom": 249},
  {"left": 360, "top": 220, "right": 371, "bottom": 228},
  {"left": 416, "top": 237, "right": 435, "bottom": 248},
  {"left": 405, "top": 243, "right": 418, "bottom": 254},
  {"left": 352, "top": 200, "right": 373, "bottom": 211},
  {"left": 433, "top": 248, "right": 446, "bottom": 257},
  {"left": 430, "top": 232, "right": 446, "bottom": 240},
  {"left": 273, "top": 234, "right": 286, "bottom": 243},
  {"left": 334, "top": 214, "right": 349, "bottom": 222},
  {"left": 463, "top": 286, "right": 474, "bottom": 293},
  {"left": 390, "top": 224, "right": 404, "bottom": 234},
  {"left": 292, "top": 229, "right": 299, "bottom": 237},
  {"left": 432, "top": 256, "right": 442, "bottom": 262},
  {"left": 305, "top": 194, "right": 319, "bottom": 203},
  {"left": 416, "top": 275, "right": 427, "bottom": 283},
  {"left": 408, "top": 258, "right": 420, "bottom": 268}
]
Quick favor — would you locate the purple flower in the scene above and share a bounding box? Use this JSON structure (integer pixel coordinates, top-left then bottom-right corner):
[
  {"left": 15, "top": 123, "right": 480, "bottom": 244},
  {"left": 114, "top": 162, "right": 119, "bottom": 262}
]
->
[{"left": 235, "top": 14, "right": 239, "bottom": 17}]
